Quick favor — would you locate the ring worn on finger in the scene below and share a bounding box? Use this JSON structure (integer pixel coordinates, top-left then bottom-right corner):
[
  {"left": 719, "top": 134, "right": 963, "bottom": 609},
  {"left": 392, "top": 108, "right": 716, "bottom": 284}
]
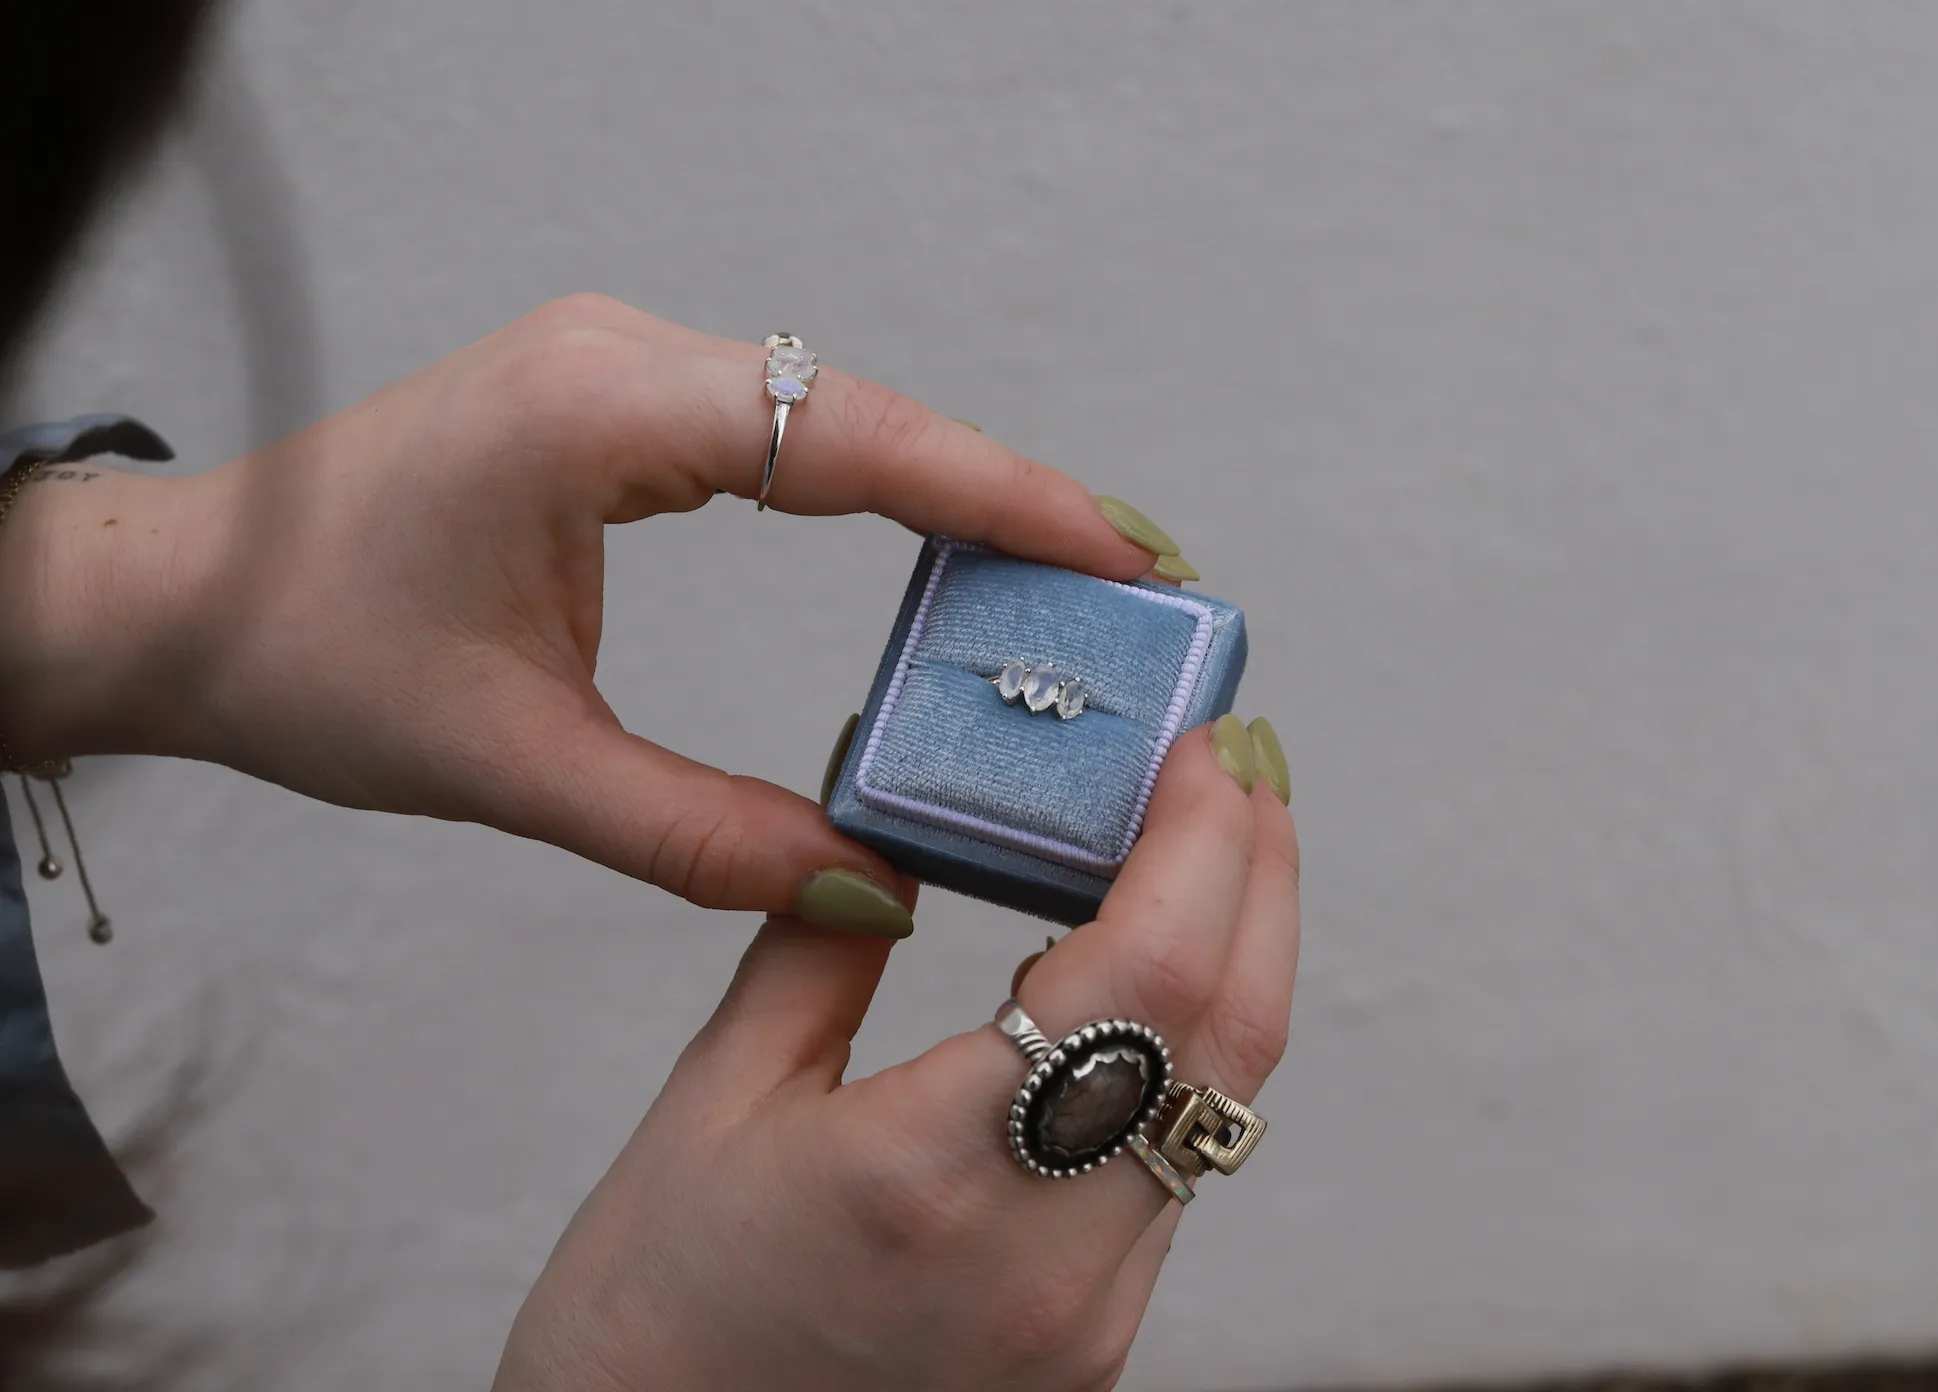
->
[
  {"left": 1122, "top": 1080, "right": 1268, "bottom": 1205},
  {"left": 757, "top": 333, "right": 817, "bottom": 511},
  {"left": 993, "top": 996, "right": 1271, "bottom": 1206},
  {"left": 1150, "top": 1079, "right": 1268, "bottom": 1180},
  {"left": 993, "top": 998, "right": 1171, "bottom": 1180}
]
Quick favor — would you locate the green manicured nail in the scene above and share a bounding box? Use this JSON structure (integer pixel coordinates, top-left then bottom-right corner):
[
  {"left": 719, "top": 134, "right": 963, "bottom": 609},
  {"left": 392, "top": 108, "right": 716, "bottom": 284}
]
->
[
  {"left": 820, "top": 712, "right": 861, "bottom": 808},
  {"left": 1094, "top": 496, "right": 1182, "bottom": 556},
  {"left": 1211, "top": 713, "right": 1255, "bottom": 792},
  {"left": 1249, "top": 717, "right": 1289, "bottom": 805},
  {"left": 950, "top": 417, "right": 983, "bottom": 432},
  {"left": 1150, "top": 553, "right": 1200, "bottom": 583},
  {"left": 795, "top": 869, "right": 914, "bottom": 939}
]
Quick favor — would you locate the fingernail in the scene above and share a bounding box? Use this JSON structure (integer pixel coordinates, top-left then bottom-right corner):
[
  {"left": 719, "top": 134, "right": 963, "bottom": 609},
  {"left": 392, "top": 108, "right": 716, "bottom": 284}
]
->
[
  {"left": 1248, "top": 717, "right": 1290, "bottom": 805},
  {"left": 1149, "top": 553, "right": 1200, "bottom": 583},
  {"left": 819, "top": 712, "right": 861, "bottom": 808},
  {"left": 796, "top": 869, "right": 914, "bottom": 939},
  {"left": 1211, "top": 713, "right": 1255, "bottom": 792},
  {"left": 950, "top": 417, "right": 983, "bottom": 432},
  {"left": 1094, "top": 495, "right": 1182, "bottom": 556}
]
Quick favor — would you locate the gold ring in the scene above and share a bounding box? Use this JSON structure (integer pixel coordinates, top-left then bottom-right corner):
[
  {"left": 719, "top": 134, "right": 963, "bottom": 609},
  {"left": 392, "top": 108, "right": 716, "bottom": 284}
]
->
[{"left": 1153, "top": 1080, "right": 1267, "bottom": 1180}]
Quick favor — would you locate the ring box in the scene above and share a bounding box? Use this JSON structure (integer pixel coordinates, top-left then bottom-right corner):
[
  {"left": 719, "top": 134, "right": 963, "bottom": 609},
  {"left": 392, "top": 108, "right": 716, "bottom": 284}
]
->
[{"left": 825, "top": 537, "right": 1247, "bottom": 925}]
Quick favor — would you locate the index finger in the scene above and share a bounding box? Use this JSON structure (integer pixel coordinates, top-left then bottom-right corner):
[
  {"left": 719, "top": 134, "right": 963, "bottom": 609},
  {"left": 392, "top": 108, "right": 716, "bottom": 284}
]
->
[
  {"left": 635, "top": 316, "right": 1182, "bottom": 580},
  {"left": 721, "top": 363, "right": 1163, "bottom": 577}
]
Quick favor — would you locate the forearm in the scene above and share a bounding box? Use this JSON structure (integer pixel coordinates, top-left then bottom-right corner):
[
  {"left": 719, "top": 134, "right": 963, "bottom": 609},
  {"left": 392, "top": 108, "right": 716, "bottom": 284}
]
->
[{"left": 0, "top": 464, "right": 227, "bottom": 765}]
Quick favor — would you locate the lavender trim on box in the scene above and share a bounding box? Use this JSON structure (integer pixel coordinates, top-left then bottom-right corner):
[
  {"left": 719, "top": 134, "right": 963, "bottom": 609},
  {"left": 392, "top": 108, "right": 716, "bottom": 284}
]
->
[{"left": 853, "top": 539, "right": 1214, "bottom": 874}]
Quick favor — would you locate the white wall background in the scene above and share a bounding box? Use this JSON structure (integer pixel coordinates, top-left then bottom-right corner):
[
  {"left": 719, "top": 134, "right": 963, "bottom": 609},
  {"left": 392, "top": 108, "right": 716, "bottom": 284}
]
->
[{"left": 12, "top": 3, "right": 1938, "bottom": 1388}]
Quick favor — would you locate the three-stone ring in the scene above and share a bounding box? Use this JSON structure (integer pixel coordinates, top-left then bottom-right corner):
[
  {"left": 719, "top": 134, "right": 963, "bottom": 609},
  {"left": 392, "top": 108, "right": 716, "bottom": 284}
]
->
[
  {"left": 993, "top": 661, "right": 1088, "bottom": 719},
  {"left": 994, "top": 999, "right": 1171, "bottom": 1180},
  {"left": 757, "top": 333, "right": 817, "bottom": 511}
]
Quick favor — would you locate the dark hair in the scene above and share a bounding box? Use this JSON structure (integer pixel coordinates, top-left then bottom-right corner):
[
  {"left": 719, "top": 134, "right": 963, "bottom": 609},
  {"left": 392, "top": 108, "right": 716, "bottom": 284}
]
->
[{"left": 0, "top": 0, "right": 219, "bottom": 381}]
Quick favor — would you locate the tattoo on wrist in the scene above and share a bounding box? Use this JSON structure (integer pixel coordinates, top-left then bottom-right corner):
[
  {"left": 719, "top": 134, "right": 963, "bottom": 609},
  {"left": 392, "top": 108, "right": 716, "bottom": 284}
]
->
[{"left": 30, "top": 469, "right": 103, "bottom": 483}]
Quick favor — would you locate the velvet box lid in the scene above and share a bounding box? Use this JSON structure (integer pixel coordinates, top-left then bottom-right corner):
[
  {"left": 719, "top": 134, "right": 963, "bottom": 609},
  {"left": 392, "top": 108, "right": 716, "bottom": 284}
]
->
[{"left": 825, "top": 537, "right": 1248, "bottom": 925}]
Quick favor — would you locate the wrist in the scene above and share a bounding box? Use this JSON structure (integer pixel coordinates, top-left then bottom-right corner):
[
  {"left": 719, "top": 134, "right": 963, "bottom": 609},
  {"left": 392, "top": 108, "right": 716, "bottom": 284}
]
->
[{"left": 0, "top": 462, "right": 233, "bottom": 764}]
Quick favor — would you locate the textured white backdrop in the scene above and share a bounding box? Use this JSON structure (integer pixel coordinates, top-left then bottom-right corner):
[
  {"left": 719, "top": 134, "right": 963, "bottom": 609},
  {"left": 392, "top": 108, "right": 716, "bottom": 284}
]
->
[{"left": 13, "top": 3, "right": 1938, "bottom": 1388}]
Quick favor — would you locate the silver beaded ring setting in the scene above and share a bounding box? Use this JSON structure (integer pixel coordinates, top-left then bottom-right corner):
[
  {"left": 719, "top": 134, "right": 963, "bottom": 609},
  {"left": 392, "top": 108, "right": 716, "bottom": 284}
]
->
[{"left": 993, "top": 999, "right": 1172, "bottom": 1179}]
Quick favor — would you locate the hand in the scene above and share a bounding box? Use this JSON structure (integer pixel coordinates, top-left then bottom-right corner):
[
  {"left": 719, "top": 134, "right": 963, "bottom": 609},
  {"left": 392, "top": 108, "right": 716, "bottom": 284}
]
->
[
  {"left": 492, "top": 715, "right": 1298, "bottom": 1392},
  {"left": 0, "top": 296, "right": 1184, "bottom": 931}
]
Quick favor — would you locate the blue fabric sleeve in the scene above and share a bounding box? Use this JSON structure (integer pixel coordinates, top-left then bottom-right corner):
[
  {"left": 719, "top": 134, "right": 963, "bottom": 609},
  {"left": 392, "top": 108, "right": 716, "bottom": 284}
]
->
[
  {"left": 0, "top": 794, "right": 152, "bottom": 1267},
  {"left": 0, "top": 414, "right": 173, "bottom": 475}
]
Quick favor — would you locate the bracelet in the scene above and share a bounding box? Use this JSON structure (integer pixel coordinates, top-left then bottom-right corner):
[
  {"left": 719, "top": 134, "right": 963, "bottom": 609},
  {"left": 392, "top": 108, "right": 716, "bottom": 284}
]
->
[
  {"left": 0, "top": 455, "right": 61, "bottom": 776},
  {"left": 0, "top": 452, "right": 49, "bottom": 529},
  {"left": 0, "top": 416, "right": 169, "bottom": 948}
]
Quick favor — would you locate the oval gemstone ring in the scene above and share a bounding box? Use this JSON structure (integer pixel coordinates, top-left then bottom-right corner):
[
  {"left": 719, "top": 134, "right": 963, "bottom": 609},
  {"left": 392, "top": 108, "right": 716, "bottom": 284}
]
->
[{"left": 993, "top": 998, "right": 1172, "bottom": 1179}]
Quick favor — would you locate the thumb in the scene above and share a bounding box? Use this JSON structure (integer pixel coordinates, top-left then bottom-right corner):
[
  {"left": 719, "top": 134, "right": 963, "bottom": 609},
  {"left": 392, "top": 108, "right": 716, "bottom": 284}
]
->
[
  {"left": 691, "top": 916, "right": 897, "bottom": 1100},
  {"left": 500, "top": 705, "right": 916, "bottom": 937}
]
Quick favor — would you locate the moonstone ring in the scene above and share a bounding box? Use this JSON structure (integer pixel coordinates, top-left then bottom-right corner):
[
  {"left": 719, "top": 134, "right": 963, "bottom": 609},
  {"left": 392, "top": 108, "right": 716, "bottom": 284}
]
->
[
  {"left": 994, "top": 999, "right": 1172, "bottom": 1180},
  {"left": 993, "top": 661, "right": 1088, "bottom": 719},
  {"left": 757, "top": 333, "right": 818, "bottom": 511}
]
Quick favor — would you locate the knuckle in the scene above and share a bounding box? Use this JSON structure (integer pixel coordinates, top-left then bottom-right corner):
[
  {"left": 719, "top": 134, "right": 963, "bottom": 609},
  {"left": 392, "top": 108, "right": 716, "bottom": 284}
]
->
[
  {"left": 644, "top": 797, "right": 748, "bottom": 907},
  {"left": 496, "top": 320, "right": 635, "bottom": 424},
  {"left": 1003, "top": 448, "right": 1046, "bottom": 495},
  {"left": 844, "top": 1124, "right": 993, "bottom": 1255},
  {"left": 994, "top": 1271, "right": 1098, "bottom": 1366},
  {"left": 1205, "top": 770, "right": 1259, "bottom": 850},
  {"left": 1077, "top": 1344, "right": 1132, "bottom": 1392},
  {"left": 1265, "top": 812, "right": 1302, "bottom": 894},
  {"left": 522, "top": 291, "right": 634, "bottom": 333},
  {"left": 1206, "top": 993, "right": 1290, "bottom": 1086},
  {"left": 1122, "top": 928, "right": 1221, "bottom": 1030},
  {"left": 1162, "top": 737, "right": 1258, "bottom": 852},
  {"left": 1075, "top": 1287, "right": 1155, "bottom": 1390},
  {"left": 842, "top": 376, "right": 941, "bottom": 464}
]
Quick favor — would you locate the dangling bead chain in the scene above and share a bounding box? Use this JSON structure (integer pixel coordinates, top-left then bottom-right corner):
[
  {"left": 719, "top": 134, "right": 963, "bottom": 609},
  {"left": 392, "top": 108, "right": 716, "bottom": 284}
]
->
[{"left": 16, "top": 764, "right": 113, "bottom": 944}]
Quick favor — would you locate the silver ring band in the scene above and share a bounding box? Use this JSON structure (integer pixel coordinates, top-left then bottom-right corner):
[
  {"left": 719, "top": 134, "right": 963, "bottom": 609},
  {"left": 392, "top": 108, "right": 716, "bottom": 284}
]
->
[
  {"left": 758, "top": 333, "right": 817, "bottom": 511},
  {"left": 759, "top": 402, "right": 790, "bottom": 510}
]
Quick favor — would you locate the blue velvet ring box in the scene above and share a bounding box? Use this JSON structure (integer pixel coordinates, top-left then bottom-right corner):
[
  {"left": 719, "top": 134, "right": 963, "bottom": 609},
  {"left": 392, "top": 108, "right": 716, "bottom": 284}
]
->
[{"left": 825, "top": 537, "right": 1248, "bottom": 925}]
